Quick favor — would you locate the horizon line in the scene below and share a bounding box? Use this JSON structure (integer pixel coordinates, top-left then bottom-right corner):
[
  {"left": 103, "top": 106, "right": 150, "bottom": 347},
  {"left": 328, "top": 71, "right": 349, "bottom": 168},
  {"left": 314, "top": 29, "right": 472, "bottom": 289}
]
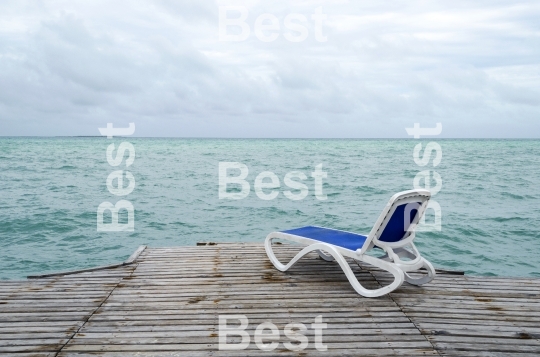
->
[{"left": 1, "top": 136, "right": 539, "bottom": 140}]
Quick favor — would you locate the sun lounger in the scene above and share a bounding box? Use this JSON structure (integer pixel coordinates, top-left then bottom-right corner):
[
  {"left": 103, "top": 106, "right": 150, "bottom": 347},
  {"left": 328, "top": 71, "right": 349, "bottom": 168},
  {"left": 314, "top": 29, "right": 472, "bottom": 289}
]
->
[{"left": 264, "top": 189, "right": 436, "bottom": 297}]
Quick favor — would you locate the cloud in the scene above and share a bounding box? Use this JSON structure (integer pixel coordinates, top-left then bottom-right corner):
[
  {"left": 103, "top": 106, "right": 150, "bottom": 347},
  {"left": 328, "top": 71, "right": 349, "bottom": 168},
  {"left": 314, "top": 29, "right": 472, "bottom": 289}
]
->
[{"left": 0, "top": 0, "right": 539, "bottom": 137}]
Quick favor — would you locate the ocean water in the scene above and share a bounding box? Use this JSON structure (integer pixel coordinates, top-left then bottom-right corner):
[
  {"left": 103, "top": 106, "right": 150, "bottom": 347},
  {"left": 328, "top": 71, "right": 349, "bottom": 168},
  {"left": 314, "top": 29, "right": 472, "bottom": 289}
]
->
[{"left": 0, "top": 138, "right": 539, "bottom": 280}]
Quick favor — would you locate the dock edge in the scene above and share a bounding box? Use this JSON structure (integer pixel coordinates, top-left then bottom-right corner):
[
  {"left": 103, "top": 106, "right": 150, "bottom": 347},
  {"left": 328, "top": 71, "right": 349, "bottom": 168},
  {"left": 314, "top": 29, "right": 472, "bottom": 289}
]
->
[{"left": 27, "top": 245, "right": 147, "bottom": 279}]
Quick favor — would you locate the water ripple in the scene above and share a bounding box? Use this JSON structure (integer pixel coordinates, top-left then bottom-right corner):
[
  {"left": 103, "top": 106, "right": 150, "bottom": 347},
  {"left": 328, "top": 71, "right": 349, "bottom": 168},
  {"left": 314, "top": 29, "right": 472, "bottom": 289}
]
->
[{"left": 0, "top": 138, "right": 539, "bottom": 279}]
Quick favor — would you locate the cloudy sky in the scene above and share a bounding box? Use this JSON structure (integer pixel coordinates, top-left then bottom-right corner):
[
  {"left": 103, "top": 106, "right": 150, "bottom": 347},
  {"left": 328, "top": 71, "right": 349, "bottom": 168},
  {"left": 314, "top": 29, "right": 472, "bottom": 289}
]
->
[{"left": 1, "top": 0, "right": 539, "bottom": 138}]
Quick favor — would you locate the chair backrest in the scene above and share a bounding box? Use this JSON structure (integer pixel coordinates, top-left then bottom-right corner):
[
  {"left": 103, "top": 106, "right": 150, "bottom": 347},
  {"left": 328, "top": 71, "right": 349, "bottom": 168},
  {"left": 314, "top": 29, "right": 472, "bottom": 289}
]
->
[{"left": 360, "top": 189, "right": 431, "bottom": 253}]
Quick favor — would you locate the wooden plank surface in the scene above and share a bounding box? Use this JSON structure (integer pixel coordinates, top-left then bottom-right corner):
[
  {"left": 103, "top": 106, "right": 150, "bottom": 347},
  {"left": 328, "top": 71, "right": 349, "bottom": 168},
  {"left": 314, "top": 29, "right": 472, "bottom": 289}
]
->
[{"left": 1, "top": 243, "right": 539, "bottom": 356}]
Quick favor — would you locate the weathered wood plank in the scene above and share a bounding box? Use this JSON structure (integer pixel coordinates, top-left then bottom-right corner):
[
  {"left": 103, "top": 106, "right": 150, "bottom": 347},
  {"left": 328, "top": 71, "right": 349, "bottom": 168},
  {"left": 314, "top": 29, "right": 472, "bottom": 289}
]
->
[{"left": 1, "top": 243, "right": 539, "bottom": 357}]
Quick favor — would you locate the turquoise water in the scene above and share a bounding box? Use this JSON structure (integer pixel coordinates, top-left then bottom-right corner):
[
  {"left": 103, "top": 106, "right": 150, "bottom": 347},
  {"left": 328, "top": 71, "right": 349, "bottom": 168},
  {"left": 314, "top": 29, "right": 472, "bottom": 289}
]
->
[{"left": 0, "top": 138, "right": 539, "bottom": 280}]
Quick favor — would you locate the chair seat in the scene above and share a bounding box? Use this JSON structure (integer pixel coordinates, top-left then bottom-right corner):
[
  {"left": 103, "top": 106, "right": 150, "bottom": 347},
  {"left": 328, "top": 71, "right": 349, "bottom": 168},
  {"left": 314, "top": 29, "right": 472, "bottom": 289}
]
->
[{"left": 281, "top": 226, "right": 367, "bottom": 251}]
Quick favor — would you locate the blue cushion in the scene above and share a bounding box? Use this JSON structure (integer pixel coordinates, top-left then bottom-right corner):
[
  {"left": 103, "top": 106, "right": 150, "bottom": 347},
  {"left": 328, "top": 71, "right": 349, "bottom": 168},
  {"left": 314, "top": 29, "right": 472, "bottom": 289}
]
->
[
  {"left": 378, "top": 202, "right": 420, "bottom": 242},
  {"left": 281, "top": 226, "right": 367, "bottom": 251}
]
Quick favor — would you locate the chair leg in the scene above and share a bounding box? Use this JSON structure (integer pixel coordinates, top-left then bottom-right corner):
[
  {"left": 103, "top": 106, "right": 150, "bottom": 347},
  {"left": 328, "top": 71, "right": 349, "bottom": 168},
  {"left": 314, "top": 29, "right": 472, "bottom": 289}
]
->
[
  {"left": 265, "top": 235, "right": 405, "bottom": 298},
  {"left": 317, "top": 250, "right": 335, "bottom": 261},
  {"left": 403, "top": 258, "right": 436, "bottom": 286}
]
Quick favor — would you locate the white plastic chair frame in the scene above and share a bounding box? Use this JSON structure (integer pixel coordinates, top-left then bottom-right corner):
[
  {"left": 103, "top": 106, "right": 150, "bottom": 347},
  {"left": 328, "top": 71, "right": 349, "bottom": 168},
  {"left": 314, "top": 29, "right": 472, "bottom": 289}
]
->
[{"left": 264, "top": 189, "right": 436, "bottom": 297}]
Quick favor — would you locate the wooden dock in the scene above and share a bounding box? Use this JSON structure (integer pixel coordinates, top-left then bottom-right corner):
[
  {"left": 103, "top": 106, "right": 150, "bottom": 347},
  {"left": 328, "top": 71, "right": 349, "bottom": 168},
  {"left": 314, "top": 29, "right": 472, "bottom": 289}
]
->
[{"left": 1, "top": 243, "right": 539, "bottom": 356}]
